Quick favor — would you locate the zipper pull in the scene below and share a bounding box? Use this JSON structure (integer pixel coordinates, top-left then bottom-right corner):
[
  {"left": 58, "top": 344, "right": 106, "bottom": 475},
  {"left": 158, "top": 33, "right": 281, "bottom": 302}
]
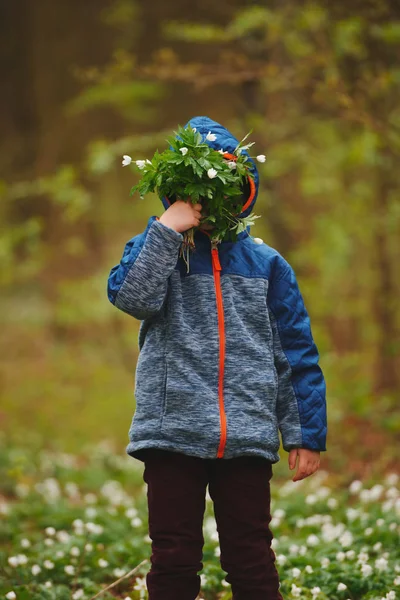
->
[{"left": 211, "top": 241, "right": 221, "bottom": 271}]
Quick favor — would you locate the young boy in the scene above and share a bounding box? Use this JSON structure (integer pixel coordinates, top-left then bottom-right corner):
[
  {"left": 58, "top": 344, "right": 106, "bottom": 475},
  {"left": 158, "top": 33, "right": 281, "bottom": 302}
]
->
[{"left": 107, "top": 116, "right": 327, "bottom": 600}]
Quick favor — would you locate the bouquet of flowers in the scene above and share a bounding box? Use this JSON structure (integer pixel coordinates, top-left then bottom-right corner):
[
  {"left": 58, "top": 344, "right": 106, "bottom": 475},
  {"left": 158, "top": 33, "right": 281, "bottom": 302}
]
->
[{"left": 122, "top": 124, "right": 265, "bottom": 272}]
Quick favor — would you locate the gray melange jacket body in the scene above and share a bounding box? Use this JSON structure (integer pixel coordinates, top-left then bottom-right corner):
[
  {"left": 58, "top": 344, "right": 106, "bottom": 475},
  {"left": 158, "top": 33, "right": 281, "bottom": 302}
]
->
[{"left": 107, "top": 116, "right": 328, "bottom": 464}]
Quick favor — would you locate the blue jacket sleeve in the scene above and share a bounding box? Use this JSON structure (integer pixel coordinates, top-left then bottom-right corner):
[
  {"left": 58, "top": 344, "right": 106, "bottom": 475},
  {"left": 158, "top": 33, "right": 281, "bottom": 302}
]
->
[
  {"left": 267, "top": 253, "right": 327, "bottom": 452},
  {"left": 107, "top": 215, "right": 183, "bottom": 320}
]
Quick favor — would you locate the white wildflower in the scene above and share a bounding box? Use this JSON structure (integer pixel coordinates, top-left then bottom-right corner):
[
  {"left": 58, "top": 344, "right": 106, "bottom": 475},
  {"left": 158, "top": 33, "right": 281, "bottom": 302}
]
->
[
  {"left": 292, "top": 567, "right": 301, "bottom": 578},
  {"left": 327, "top": 497, "right": 338, "bottom": 509},
  {"left": 44, "top": 581, "right": 53, "bottom": 588},
  {"left": 56, "top": 551, "right": 65, "bottom": 558},
  {"left": 386, "top": 472, "right": 399, "bottom": 486},
  {"left": 337, "top": 582, "right": 347, "bottom": 591},
  {"left": 394, "top": 575, "right": 400, "bottom": 585},
  {"left": 85, "top": 543, "right": 93, "bottom": 552},
  {"left": 256, "top": 154, "right": 266, "bottom": 163},
  {"left": 291, "top": 583, "right": 302, "bottom": 598},
  {"left": 206, "top": 131, "right": 217, "bottom": 142},
  {"left": 306, "top": 494, "right": 318, "bottom": 505},
  {"left": 8, "top": 556, "right": 20, "bottom": 567},
  {"left": 44, "top": 538, "right": 54, "bottom": 546},
  {"left": 349, "top": 480, "right": 363, "bottom": 494},
  {"left": 361, "top": 563, "right": 373, "bottom": 577},
  {"left": 375, "top": 557, "right": 389, "bottom": 571},
  {"left": 70, "top": 546, "right": 80, "bottom": 556},
  {"left": 72, "top": 591, "right": 84, "bottom": 600},
  {"left": 122, "top": 155, "right": 132, "bottom": 167},
  {"left": 364, "top": 527, "right": 373, "bottom": 536},
  {"left": 98, "top": 558, "right": 109, "bottom": 568},
  {"left": 276, "top": 554, "right": 287, "bottom": 566},
  {"left": 131, "top": 517, "right": 143, "bottom": 527},
  {"left": 20, "top": 538, "right": 31, "bottom": 548},
  {"left": 386, "top": 592, "right": 396, "bottom": 600},
  {"left": 311, "top": 587, "right": 321, "bottom": 597},
  {"left": 346, "top": 550, "right": 355, "bottom": 559},
  {"left": 113, "top": 568, "right": 126, "bottom": 578},
  {"left": 207, "top": 168, "right": 218, "bottom": 179},
  {"left": 6, "top": 592, "right": 17, "bottom": 600},
  {"left": 227, "top": 161, "right": 236, "bottom": 170},
  {"left": 32, "top": 564, "right": 41, "bottom": 576},
  {"left": 180, "top": 147, "right": 188, "bottom": 155},
  {"left": 305, "top": 565, "right": 314, "bottom": 573},
  {"left": 135, "top": 160, "right": 147, "bottom": 170},
  {"left": 16, "top": 554, "right": 28, "bottom": 565},
  {"left": 134, "top": 576, "right": 147, "bottom": 591},
  {"left": 307, "top": 534, "right": 320, "bottom": 546},
  {"left": 336, "top": 551, "right": 346, "bottom": 561},
  {"left": 45, "top": 527, "right": 56, "bottom": 536},
  {"left": 44, "top": 560, "right": 55, "bottom": 569},
  {"left": 65, "top": 565, "right": 75, "bottom": 575},
  {"left": 321, "top": 557, "right": 330, "bottom": 568}
]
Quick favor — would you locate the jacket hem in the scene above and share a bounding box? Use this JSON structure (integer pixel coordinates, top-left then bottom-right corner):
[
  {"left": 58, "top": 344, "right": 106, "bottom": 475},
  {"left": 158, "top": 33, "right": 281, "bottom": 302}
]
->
[{"left": 126, "top": 440, "right": 281, "bottom": 464}]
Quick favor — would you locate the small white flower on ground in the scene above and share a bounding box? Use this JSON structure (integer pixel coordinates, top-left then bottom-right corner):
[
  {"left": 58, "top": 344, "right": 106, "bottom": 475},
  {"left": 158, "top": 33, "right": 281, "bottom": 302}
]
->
[
  {"left": 305, "top": 565, "right": 313, "bottom": 573},
  {"left": 20, "top": 538, "right": 31, "bottom": 548},
  {"left": 361, "top": 563, "right": 373, "bottom": 577},
  {"left": 375, "top": 557, "right": 389, "bottom": 571},
  {"left": 146, "top": 159, "right": 152, "bottom": 164},
  {"left": 70, "top": 546, "right": 80, "bottom": 556},
  {"left": 113, "top": 567, "right": 127, "bottom": 578},
  {"left": 307, "top": 534, "right": 320, "bottom": 546},
  {"left": 44, "top": 581, "right": 52, "bottom": 588},
  {"left": 6, "top": 592, "right": 16, "bottom": 600},
  {"left": 98, "top": 558, "right": 109, "bottom": 568},
  {"left": 306, "top": 494, "right": 318, "bottom": 505},
  {"left": 276, "top": 554, "right": 287, "bottom": 566},
  {"left": 122, "top": 155, "right": 132, "bottom": 167},
  {"left": 364, "top": 527, "right": 373, "bottom": 536},
  {"left": 346, "top": 550, "right": 355, "bottom": 559},
  {"left": 373, "top": 541, "right": 382, "bottom": 551},
  {"left": 45, "top": 526, "right": 56, "bottom": 536},
  {"left": 256, "top": 154, "right": 266, "bottom": 163},
  {"left": 206, "top": 131, "right": 217, "bottom": 141},
  {"left": 125, "top": 507, "right": 138, "bottom": 518},
  {"left": 214, "top": 546, "right": 221, "bottom": 557},
  {"left": 349, "top": 480, "right": 362, "bottom": 494},
  {"left": 311, "top": 587, "right": 321, "bottom": 598},
  {"left": 135, "top": 160, "right": 147, "bottom": 170},
  {"left": 291, "top": 583, "right": 302, "bottom": 598},
  {"left": 65, "top": 565, "right": 75, "bottom": 575},
  {"left": 134, "top": 576, "right": 147, "bottom": 591},
  {"left": 44, "top": 538, "right": 54, "bottom": 546},
  {"left": 292, "top": 567, "right": 301, "bottom": 578},
  {"left": 387, "top": 592, "right": 396, "bottom": 600},
  {"left": 16, "top": 554, "right": 28, "bottom": 565},
  {"left": 200, "top": 574, "right": 207, "bottom": 585},
  {"left": 180, "top": 147, "right": 188, "bottom": 155},
  {"left": 44, "top": 560, "right": 55, "bottom": 569},
  {"left": 131, "top": 517, "right": 142, "bottom": 527},
  {"left": 327, "top": 497, "right": 338, "bottom": 508},
  {"left": 336, "top": 551, "right": 346, "bottom": 561},
  {"left": 32, "top": 564, "right": 41, "bottom": 575},
  {"left": 85, "top": 543, "right": 93, "bottom": 552},
  {"left": 72, "top": 591, "right": 84, "bottom": 600},
  {"left": 227, "top": 161, "right": 236, "bottom": 170},
  {"left": 8, "top": 556, "right": 19, "bottom": 567},
  {"left": 320, "top": 557, "right": 330, "bottom": 568},
  {"left": 394, "top": 575, "right": 400, "bottom": 585},
  {"left": 337, "top": 582, "right": 347, "bottom": 590},
  {"left": 207, "top": 168, "right": 217, "bottom": 179}
]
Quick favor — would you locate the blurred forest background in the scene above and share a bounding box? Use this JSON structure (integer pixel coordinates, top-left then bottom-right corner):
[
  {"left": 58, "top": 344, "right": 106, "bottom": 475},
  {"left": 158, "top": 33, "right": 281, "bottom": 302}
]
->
[{"left": 1, "top": 0, "right": 399, "bottom": 481}]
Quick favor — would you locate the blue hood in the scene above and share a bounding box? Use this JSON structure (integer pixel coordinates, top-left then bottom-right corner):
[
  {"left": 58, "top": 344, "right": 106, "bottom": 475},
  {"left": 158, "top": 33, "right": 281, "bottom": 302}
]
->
[{"left": 160, "top": 116, "right": 260, "bottom": 225}]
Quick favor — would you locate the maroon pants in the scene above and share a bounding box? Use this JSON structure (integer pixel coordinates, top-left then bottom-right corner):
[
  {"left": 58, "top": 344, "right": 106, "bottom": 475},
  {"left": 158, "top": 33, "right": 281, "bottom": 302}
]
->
[{"left": 141, "top": 449, "right": 283, "bottom": 600}]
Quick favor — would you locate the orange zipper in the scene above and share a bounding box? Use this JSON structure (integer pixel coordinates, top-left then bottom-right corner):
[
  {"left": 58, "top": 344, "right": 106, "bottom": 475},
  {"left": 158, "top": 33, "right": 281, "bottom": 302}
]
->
[{"left": 211, "top": 241, "right": 227, "bottom": 458}]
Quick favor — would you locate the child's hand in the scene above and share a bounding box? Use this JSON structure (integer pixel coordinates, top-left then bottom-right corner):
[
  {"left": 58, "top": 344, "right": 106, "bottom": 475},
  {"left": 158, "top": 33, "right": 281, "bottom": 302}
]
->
[
  {"left": 288, "top": 448, "right": 320, "bottom": 482},
  {"left": 159, "top": 199, "right": 203, "bottom": 233}
]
